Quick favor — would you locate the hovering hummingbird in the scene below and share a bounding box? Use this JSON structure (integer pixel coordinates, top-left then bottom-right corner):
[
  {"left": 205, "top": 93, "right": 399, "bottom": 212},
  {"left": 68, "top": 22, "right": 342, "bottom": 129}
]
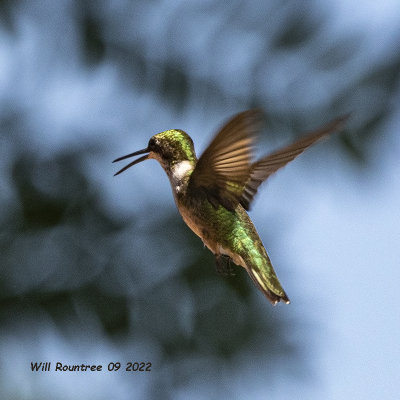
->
[{"left": 113, "top": 110, "right": 348, "bottom": 305}]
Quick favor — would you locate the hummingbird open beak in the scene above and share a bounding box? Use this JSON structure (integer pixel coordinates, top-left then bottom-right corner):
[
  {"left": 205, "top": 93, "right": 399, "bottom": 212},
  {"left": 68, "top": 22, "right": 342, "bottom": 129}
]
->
[{"left": 113, "top": 148, "right": 149, "bottom": 176}]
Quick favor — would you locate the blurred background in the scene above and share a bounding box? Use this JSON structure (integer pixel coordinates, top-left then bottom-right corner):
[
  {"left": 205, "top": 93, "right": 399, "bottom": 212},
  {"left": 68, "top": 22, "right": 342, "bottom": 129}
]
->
[{"left": 0, "top": 0, "right": 399, "bottom": 399}]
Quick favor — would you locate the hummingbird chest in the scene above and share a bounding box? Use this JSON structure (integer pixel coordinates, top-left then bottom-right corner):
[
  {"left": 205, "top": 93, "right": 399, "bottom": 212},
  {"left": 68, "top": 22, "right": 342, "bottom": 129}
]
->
[{"left": 175, "top": 196, "right": 248, "bottom": 267}]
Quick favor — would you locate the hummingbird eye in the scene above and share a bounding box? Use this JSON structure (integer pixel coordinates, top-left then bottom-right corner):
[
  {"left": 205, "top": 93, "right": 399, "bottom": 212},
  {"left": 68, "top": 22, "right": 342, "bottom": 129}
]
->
[{"left": 148, "top": 137, "right": 157, "bottom": 150}]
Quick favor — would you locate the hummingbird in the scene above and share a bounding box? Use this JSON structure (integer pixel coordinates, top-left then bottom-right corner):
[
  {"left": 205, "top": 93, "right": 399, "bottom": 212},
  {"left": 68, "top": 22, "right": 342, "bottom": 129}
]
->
[{"left": 113, "top": 110, "right": 348, "bottom": 305}]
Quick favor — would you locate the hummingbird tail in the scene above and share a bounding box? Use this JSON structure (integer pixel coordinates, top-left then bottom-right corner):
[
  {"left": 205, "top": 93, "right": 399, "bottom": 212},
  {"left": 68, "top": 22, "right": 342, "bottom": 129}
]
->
[{"left": 246, "top": 265, "right": 290, "bottom": 305}]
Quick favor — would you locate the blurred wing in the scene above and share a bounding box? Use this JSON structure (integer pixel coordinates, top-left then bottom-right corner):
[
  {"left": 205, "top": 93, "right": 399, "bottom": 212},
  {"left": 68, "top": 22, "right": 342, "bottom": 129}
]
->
[
  {"left": 240, "top": 114, "right": 350, "bottom": 210},
  {"left": 189, "top": 110, "right": 262, "bottom": 210}
]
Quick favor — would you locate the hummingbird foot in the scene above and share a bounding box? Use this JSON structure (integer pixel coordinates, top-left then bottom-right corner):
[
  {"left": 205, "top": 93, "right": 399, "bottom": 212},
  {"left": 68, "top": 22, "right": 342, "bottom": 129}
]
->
[{"left": 215, "top": 254, "right": 236, "bottom": 277}]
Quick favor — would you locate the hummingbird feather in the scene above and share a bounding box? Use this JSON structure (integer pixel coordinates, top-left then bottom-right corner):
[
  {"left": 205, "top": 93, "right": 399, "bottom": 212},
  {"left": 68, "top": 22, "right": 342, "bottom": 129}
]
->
[
  {"left": 240, "top": 114, "right": 350, "bottom": 209},
  {"left": 189, "top": 110, "right": 349, "bottom": 211},
  {"left": 188, "top": 110, "right": 261, "bottom": 210}
]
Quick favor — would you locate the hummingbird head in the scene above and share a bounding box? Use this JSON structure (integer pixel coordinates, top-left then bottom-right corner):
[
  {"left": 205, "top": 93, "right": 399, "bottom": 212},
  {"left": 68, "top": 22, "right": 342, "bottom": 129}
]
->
[{"left": 113, "top": 129, "right": 197, "bottom": 177}]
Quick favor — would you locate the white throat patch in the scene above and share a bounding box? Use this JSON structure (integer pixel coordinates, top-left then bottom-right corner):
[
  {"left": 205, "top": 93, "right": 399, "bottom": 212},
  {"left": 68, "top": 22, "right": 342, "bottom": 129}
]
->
[
  {"left": 170, "top": 161, "right": 193, "bottom": 193},
  {"left": 172, "top": 161, "right": 193, "bottom": 180}
]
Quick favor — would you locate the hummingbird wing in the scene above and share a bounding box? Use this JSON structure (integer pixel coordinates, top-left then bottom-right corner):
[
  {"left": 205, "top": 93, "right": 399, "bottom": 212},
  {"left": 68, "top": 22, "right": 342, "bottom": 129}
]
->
[
  {"left": 239, "top": 114, "right": 350, "bottom": 210},
  {"left": 188, "top": 109, "right": 262, "bottom": 210}
]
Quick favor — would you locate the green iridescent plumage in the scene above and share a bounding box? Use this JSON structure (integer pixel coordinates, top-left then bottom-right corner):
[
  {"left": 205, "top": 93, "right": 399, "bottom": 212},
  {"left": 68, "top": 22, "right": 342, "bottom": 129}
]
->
[{"left": 113, "top": 110, "right": 348, "bottom": 304}]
